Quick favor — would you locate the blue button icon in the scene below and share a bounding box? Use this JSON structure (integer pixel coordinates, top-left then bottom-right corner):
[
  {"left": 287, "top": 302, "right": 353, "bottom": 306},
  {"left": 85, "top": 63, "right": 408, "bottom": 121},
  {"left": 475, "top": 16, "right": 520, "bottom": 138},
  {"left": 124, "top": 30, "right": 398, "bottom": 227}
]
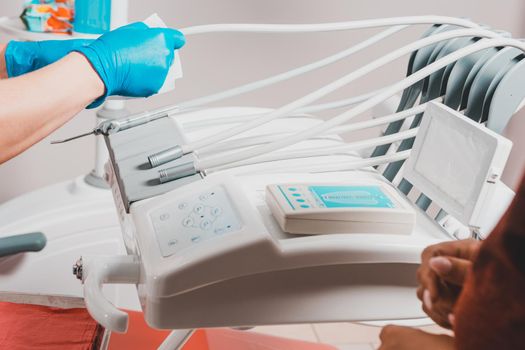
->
[
  {"left": 296, "top": 199, "right": 305, "bottom": 203},
  {"left": 300, "top": 205, "right": 310, "bottom": 208},
  {"left": 292, "top": 193, "right": 301, "bottom": 197},
  {"left": 288, "top": 187, "right": 297, "bottom": 191}
]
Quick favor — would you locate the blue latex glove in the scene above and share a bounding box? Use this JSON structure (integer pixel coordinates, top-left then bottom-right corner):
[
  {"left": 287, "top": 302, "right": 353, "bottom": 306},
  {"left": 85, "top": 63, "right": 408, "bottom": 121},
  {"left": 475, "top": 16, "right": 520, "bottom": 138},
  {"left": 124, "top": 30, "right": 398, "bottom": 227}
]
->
[
  {"left": 4, "top": 39, "right": 93, "bottom": 78},
  {"left": 75, "top": 22, "right": 186, "bottom": 108}
]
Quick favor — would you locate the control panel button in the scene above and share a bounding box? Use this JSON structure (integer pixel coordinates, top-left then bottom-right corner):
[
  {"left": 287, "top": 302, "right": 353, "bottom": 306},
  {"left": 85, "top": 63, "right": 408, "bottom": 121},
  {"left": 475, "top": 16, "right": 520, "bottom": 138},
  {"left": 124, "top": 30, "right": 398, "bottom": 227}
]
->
[
  {"left": 150, "top": 185, "right": 243, "bottom": 257},
  {"left": 183, "top": 217, "right": 194, "bottom": 227},
  {"left": 194, "top": 204, "right": 205, "bottom": 214},
  {"left": 200, "top": 219, "right": 212, "bottom": 230}
]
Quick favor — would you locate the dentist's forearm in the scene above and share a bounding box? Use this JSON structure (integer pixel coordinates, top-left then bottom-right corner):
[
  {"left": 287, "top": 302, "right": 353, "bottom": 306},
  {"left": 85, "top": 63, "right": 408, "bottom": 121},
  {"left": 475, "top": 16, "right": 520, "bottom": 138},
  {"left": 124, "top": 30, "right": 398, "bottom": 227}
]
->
[
  {"left": 0, "top": 52, "right": 104, "bottom": 164},
  {"left": 0, "top": 44, "right": 7, "bottom": 79}
]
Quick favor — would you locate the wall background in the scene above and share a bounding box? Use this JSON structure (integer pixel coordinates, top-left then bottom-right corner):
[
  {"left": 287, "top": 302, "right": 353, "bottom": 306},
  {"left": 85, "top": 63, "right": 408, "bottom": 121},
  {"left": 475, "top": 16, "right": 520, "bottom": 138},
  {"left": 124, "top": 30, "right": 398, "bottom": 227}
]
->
[{"left": 1, "top": 0, "right": 525, "bottom": 202}]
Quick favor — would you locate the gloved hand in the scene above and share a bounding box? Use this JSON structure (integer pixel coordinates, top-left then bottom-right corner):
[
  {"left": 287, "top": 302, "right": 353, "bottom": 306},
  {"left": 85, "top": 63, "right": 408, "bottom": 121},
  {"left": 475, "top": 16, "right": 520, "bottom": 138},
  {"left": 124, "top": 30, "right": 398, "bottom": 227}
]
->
[
  {"left": 75, "top": 22, "right": 186, "bottom": 108},
  {"left": 4, "top": 39, "right": 93, "bottom": 78}
]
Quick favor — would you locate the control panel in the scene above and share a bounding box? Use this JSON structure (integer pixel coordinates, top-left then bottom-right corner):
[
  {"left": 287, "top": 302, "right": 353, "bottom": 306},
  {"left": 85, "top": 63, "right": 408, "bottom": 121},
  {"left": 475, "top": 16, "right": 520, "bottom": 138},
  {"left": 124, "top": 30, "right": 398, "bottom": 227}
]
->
[
  {"left": 266, "top": 182, "right": 415, "bottom": 235},
  {"left": 149, "top": 186, "right": 243, "bottom": 257}
]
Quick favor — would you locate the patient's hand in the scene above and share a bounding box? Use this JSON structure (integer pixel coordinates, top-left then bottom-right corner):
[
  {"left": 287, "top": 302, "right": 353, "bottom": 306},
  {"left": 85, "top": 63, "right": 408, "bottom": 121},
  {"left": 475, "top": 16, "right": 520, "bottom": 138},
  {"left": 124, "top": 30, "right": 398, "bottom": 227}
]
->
[
  {"left": 378, "top": 325, "right": 454, "bottom": 350},
  {"left": 416, "top": 239, "right": 480, "bottom": 328}
]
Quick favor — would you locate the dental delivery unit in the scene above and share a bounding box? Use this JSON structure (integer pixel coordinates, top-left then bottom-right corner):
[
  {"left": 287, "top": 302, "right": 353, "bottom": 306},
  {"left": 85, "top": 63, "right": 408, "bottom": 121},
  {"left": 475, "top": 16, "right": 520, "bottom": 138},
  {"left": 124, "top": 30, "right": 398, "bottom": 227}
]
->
[{"left": 0, "top": 14, "right": 521, "bottom": 349}]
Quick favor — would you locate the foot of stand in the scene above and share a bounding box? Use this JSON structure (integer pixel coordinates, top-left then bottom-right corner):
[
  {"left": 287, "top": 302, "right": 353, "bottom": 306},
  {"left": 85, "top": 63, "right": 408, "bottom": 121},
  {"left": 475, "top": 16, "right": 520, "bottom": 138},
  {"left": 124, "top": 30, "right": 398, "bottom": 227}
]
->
[
  {"left": 84, "top": 172, "right": 110, "bottom": 189},
  {"left": 158, "top": 330, "right": 194, "bottom": 350}
]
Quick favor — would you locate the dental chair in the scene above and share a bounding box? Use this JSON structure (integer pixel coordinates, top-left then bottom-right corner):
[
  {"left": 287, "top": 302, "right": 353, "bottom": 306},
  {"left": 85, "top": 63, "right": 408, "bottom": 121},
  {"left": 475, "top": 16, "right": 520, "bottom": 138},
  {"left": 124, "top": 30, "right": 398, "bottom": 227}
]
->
[{"left": 0, "top": 15, "right": 522, "bottom": 350}]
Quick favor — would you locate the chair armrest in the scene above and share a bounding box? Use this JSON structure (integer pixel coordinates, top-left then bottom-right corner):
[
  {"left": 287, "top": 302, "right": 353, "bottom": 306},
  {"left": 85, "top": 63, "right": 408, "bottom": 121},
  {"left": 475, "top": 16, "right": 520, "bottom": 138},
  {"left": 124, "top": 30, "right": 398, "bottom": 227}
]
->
[{"left": 0, "top": 232, "right": 47, "bottom": 258}]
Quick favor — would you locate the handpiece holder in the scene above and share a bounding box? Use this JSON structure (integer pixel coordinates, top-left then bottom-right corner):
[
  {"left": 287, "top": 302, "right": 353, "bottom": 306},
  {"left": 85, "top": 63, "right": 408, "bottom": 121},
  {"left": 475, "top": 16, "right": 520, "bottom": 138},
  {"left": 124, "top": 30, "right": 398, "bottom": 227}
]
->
[{"left": 76, "top": 255, "right": 140, "bottom": 333}]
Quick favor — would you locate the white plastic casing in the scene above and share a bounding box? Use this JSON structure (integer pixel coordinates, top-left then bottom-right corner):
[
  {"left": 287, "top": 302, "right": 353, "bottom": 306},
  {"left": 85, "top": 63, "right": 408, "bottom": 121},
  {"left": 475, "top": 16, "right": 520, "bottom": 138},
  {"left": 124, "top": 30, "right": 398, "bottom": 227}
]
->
[
  {"left": 266, "top": 180, "right": 415, "bottom": 235},
  {"left": 129, "top": 174, "right": 275, "bottom": 328},
  {"left": 404, "top": 102, "right": 513, "bottom": 229}
]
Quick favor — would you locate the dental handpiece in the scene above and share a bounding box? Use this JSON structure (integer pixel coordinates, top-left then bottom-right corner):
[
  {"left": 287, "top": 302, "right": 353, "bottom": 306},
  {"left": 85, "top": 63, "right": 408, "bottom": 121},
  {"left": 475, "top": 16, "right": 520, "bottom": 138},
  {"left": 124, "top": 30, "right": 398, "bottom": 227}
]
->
[{"left": 51, "top": 105, "right": 180, "bottom": 144}]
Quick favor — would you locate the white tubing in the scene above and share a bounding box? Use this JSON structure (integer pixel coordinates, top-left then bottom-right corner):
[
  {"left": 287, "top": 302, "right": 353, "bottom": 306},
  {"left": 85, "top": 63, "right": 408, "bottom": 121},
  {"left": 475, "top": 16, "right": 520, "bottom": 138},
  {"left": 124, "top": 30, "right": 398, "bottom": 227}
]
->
[
  {"left": 215, "top": 150, "right": 411, "bottom": 176},
  {"left": 144, "top": 17, "right": 477, "bottom": 134},
  {"left": 329, "top": 98, "right": 441, "bottom": 134},
  {"left": 179, "top": 26, "right": 405, "bottom": 108},
  {"left": 196, "top": 99, "right": 435, "bottom": 156},
  {"left": 197, "top": 132, "right": 342, "bottom": 156},
  {"left": 182, "top": 89, "right": 387, "bottom": 132},
  {"left": 300, "top": 89, "right": 387, "bottom": 114},
  {"left": 185, "top": 27, "right": 499, "bottom": 155},
  {"left": 180, "top": 16, "right": 478, "bottom": 35},
  {"left": 211, "top": 128, "right": 418, "bottom": 171},
  {"left": 197, "top": 37, "right": 525, "bottom": 170},
  {"left": 182, "top": 112, "right": 318, "bottom": 130},
  {"left": 306, "top": 150, "right": 412, "bottom": 173}
]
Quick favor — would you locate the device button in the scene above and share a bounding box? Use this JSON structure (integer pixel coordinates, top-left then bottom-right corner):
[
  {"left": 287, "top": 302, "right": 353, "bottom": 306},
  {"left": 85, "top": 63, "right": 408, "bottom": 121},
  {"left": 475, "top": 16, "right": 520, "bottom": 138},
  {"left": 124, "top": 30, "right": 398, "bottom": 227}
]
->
[
  {"left": 288, "top": 187, "right": 298, "bottom": 192},
  {"left": 211, "top": 207, "right": 222, "bottom": 216},
  {"left": 159, "top": 213, "right": 170, "bottom": 221},
  {"left": 168, "top": 239, "right": 178, "bottom": 247},
  {"left": 194, "top": 204, "right": 205, "bottom": 214},
  {"left": 296, "top": 199, "right": 305, "bottom": 203},
  {"left": 200, "top": 219, "right": 212, "bottom": 230},
  {"left": 178, "top": 202, "right": 188, "bottom": 210},
  {"left": 199, "top": 194, "right": 209, "bottom": 201},
  {"left": 182, "top": 217, "right": 194, "bottom": 227},
  {"left": 300, "top": 204, "right": 310, "bottom": 208},
  {"left": 191, "top": 236, "right": 201, "bottom": 243},
  {"left": 292, "top": 193, "right": 301, "bottom": 197}
]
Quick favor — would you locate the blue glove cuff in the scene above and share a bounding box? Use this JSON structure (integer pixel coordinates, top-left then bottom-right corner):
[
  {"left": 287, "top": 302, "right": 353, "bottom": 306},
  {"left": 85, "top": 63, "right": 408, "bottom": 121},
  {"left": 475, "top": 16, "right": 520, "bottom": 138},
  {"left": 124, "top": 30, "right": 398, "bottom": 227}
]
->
[
  {"left": 74, "top": 46, "right": 112, "bottom": 109},
  {"left": 4, "top": 41, "right": 38, "bottom": 78},
  {"left": 5, "top": 39, "right": 94, "bottom": 79}
]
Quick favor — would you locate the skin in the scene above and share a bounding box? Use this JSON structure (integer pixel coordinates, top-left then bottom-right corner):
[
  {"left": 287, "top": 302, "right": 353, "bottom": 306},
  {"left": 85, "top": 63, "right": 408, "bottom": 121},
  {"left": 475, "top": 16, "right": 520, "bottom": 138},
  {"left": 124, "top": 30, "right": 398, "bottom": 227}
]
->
[
  {"left": 0, "top": 44, "right": 6, "bottom": 79},
  {"left": 378, "top": 325, "right": 454, "bottom": 350},
  {"left": 416, "top": 239, "right": 480, "bottom": 328},
  {"left": 378, "top": 239, "right": 481, "bottom": 349},
  {"left": 0, "top": 45, "right": 104, "bottom": 164}
]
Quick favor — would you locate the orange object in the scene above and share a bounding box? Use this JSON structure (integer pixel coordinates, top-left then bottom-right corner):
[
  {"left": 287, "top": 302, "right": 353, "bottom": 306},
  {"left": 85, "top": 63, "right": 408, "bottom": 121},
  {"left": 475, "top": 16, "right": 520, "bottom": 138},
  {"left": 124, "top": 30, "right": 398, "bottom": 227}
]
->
[
  {"left": 21, "top": 2, "right": 73, "bottom": 34},
  {"left": 192, "top": 329, "right": 337, "bottom": 350},
  {"left": 46, "top": 15, "right": 72, "bottom": 32},
  {"left": 0, "top": 302, "right": 103, "bottom": 350},
  {"left": 109, "top": 310, "right": 336, "bottom": 350},
  {"left": 0, "top": 304, "right": 335, "bottom": 350}
]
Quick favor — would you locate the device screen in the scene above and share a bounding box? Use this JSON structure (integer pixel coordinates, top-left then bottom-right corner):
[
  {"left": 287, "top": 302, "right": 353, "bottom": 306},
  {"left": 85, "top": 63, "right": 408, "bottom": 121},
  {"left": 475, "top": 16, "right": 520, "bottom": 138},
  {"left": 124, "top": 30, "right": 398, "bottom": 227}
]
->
[{"left": 308, "top": 186, "right": 395, "bottom": 209}]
